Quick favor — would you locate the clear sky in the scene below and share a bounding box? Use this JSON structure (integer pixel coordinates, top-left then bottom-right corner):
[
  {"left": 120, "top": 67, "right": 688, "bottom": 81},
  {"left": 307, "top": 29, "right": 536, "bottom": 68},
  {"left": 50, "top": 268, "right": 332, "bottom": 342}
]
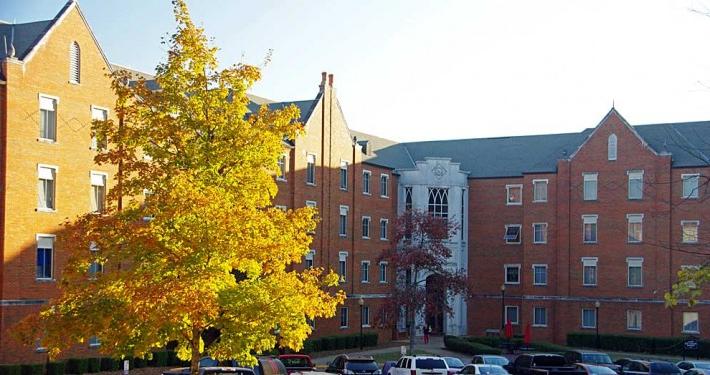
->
[{"left": 3, "top": 0, "right": 710, "bottom": 142}]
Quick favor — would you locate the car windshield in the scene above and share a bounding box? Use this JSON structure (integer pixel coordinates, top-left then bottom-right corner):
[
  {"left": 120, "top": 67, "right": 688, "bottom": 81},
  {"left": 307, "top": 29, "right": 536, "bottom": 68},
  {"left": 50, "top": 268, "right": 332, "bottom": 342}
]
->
[
  {"left": 694, "top": 364, "right": 710, "bottom": 370},
  {"left": 650, "top": 363, "right": 680, "bottom": 374},
  {"left": 533, "top": 356, "right": 566, "bottom": 367},
  {"left": 281, "top": 358, "right": 310, "bottom": 367},
  {"left": 479, "top": 366, "right": 508, "bottom": 375},
  {"left": 485, "top": 358, "right": 509, "bottom": 366},
  {"left": 346, "top": 361, "right": 379, "bottom": 372},
  {"left": 588, "top": 366, "right": 617, "bottom": 375},
  {"left": 445, "top": 358, "right": 465, "bottom": 368},
  {"left": 200, "top": 358, "right": 220, "bottom": 367},
  {"left": 582, "top": 355, "right": 613, "bottom": 365},
  {"left": 416, "top": 359, "right": 447, "bottom": 369}
]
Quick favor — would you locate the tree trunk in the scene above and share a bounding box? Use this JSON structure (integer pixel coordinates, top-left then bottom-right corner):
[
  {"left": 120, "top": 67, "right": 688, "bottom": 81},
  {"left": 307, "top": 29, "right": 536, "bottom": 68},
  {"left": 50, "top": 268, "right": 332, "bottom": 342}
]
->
[{"left": 190, "top": 327, "right": 201, "bottom": 375}]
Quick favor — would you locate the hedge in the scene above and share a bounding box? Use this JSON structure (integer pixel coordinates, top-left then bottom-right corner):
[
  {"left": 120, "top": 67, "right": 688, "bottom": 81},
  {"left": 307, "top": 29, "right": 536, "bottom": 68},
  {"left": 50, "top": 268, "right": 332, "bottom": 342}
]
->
[
  {"left": 302, "top": 332, "right": 378, "bottom": 353},
  {"left": 0, "top": 365, "right": 21, "bottom": 375},
  {"left": 65, "top": 359, "right": 88, "bottom": 375},
  {"left": 47, "top": 363, "right": 65, "bottom": 375},
  {"left": 568, "top": 332, "right": 709, "bottom": 357},
  {"left": 444, "top": 335, "right": 502, "bottom": 355},
  {"left": 149, "top": 351, "right": 169, "bottom": 367},
  {"left": 20, "top": 365, "right": 43, "bottom": 375},
  {"left": 100, "top": 358, "right": 119, "bottom": 372},
  {"left": 86, "top": 358, "right": 101, "bottom": 374}
]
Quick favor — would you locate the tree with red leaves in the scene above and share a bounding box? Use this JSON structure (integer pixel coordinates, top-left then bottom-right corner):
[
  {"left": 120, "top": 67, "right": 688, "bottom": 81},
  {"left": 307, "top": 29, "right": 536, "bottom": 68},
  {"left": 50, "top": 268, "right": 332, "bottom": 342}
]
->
[{"left": 378, "top": 209, "right": 468, "bottom": 351}]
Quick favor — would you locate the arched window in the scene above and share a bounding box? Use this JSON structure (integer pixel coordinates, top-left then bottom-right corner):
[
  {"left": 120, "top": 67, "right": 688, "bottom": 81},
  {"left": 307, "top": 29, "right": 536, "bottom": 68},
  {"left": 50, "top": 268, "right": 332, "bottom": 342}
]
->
[
  {"left": 428, "top": 188, "right": 448, "bottom": 218},
  {"left": 69, "top": 42, "right": 80, "bottom": 84},
  {"left": 608, "top": 133, "right": 617, "bottom": 161}
]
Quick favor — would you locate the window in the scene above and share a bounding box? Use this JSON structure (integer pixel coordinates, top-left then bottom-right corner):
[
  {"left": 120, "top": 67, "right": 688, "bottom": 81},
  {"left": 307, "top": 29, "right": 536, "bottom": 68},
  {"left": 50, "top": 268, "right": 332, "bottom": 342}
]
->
[
  {"left": 627, "top": 214, "right": 643, "bottom": 243},
  {"left": 682, "top": 221, "right": 700, "bottom": 243},
  {"left": 505, "top": 306, "right": 519, "bottom": 325},
  {"left": 38, "top": 165, "right": 57, "bottom": 211},
  {"left": 582, "top": 308, "right": 597, "bottom": 328},
  {"left": 683, "top": 312, "right": 699, "bottom": 333},
  {"left": 504, "top": 224, "right": 521, "bottom": 244},
  {"left": 380, "top": 219, "right": 388, "bottom": 240},
  {"left": 628, "top": 170, "right": 644, "bottom": 200},
  {"left": 379, "top": 261, "right": 388, "bottom": 283},
  {"left": 340, "top": 307, "right": 349, "bottom": 328},
  {"left": 533, "top": 307, "right": 548, "bottom": 327},
  {"left": 88, "top": 336, "right": 100, "bottom": 348},
  {"left": 504, "top": 264, "right": 521, "bottom": 284},
  {"left": 533, "top": 179, "right": 548, "bottom": 202},
  {"left": 582, "top": 257, "right": 598, "bottom": 286},
  {"left": 362, "top": 305, "right": 370, "bottom": 327},
  {"left": 533, "top": 223, "right": 547, "bottom": 244},
  {"left": 506, "top": 184, "right": 522, "bottom": 205},
  {"left": 627, "top": 310, "right": 642, "bottom": 331},
  {"left": 69, "top": 41, "right": 80, "bottom": 83},
  {"left": 340, "top": 161, "right": 348, "bottom": 190},
  {"left": 583, "top": 215, "right": 598, "bottom": 243},
  {"left": 363, "top": 170, "right": 371, "bottom": 195},
  {"left": 682, "top": 174, "right": 700, "bottom": 199},
  {"left": 608, "top": 134, "right": 617, "bottom": 161},
  {"left": 627, "top": 257, "right": 643, "bottom": 287},
  {"left": 339, "top": 206, "right": 348, "bottom": 237},
  {"left": 305, "top": 200, "right": 317, "bottom": 208},
  {"left": 88, "top": 242, "right": 102, "bottom": 279},
  {"left": 90, "top": 106, "right": 108, "bottom": 150},
  {"left": 405, "top": 187, "right": 413, "bottom": 210},
  {"left": 306, "top": 154, "right": 316, "bottom": 185},
  {"left": 380, "top": 174, "right": 389, "bottom": 197},
  {"left": 90, "top": 172, "right": 107, "bottom": 213},
  {"left": 428, "top": 188, "right": 449, "bottom": 218},
  {"left": 275, "top": 205, "right": 287, "bottom": 211},
  {"left": 39, "top": 95, "right": 57, "bottom": 141},
  {"left": 362, "top": 216, "right": 371, "bottom": 239},
  {"left": 338, "top": 252, "right": 348, "bottom": 282},
  {"left": 583, "top": 173, "right": 597, "bottom": 201},
  {"left": 533, "top": 264, "right": 547, "bottom": 286},
  {"left": 361, "top": 261, "right": 370, "bottom": 283},
  {"left": 36, "top": 235, "right": 54, "bottom": 280},
  {"left": 305, "top": 250, "right": 315, "bottom": 268},
  {"left": 276, "top": 154, "right": 287, "bottom": 181}
]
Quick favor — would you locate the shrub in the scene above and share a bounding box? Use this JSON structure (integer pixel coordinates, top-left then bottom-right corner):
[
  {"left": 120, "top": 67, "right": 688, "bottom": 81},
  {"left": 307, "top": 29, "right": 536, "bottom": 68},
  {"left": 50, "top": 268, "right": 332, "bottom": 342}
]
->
[
  {"left": 47, "top": 362, "right": 65, "bottom": 375},
  {"left": 0, "top": 365, "right": 21, "bottom": 375},
  {"left": 86, "top": 358, "right": 101, "bottom": 373},
  {"left": 321, "top": 336, "right": 337, "bottom": 351},
  {"left": 100, "top": 358, "right": 119, "bottom": 372},
  {"left": 65, "top": 359, "right": 89, "bottom": 375},
  {"left": 20, "top": 364, "right": 43, "bottom": 375},
  {"left": 530, "top": 341, "right": 569, "bottom": 353},
  {"left": 567, "top": 332, "right": 709, "bottom": 357},
  {"left": 444, "top": 335, "right": 502, "bottom": 355},
  {"left": 364, "top": 332, "right": 378, "bottom": 347},
  {"left": 149, "top": 351, "right": 169, "bottom": 367},
  {"left": 166, "top": 351, "right": 182, "bottom": 366},
  {"left": 467, "top": 336, "right": 501, "bottom": 348},
  {"left": 132, "top": 357, "right": 147, "bottom": 369}
]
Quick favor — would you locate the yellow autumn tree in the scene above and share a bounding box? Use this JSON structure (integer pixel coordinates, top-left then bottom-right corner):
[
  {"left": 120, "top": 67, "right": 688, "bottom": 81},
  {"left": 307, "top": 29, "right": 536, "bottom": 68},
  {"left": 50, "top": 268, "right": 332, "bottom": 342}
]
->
[{"left": 15, "top": 1, "right": 344, "bottom": 373}]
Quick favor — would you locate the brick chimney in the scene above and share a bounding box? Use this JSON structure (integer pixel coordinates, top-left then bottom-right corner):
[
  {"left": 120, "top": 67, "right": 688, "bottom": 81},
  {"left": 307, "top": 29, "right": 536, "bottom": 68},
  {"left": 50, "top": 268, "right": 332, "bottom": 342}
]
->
[{"left": 319, "top": 71, "right": 327, "bottom": 93}]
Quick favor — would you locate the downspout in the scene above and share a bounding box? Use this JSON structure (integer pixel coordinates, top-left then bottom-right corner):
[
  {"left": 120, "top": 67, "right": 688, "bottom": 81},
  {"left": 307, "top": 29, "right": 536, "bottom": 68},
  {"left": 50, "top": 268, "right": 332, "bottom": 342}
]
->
[
  {"left": 320, "top": 73, "right": 326, "bottom": 267},
  {"left": 0, "top": 72, "right": 7, "bottom": 308},
  {"left": 668, "top": 159, "right": 674, "bottom": 336},
  {"left": 351, "top": 137, "right": 357, "bottom": 296}
]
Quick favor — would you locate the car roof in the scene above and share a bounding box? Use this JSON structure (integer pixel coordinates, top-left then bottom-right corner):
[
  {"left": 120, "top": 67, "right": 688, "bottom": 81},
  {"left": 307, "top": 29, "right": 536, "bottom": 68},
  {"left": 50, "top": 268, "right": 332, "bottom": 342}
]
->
[{"left": 343, "top": 355, "right": 375, "bottom": 361}]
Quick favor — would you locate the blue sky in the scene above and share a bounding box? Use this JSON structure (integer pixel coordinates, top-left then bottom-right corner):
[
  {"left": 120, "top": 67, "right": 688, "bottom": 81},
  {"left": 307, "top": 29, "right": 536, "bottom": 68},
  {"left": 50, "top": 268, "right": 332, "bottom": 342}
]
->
[{"left": 3, "top": 0, "right": 710, "bottom": 141}]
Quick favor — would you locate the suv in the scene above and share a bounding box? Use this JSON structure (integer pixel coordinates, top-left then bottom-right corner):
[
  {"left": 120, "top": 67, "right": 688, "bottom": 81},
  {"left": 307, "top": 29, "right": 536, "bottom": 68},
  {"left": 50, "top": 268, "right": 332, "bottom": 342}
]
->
[
  {"left": 621, "top": 360, "right": 681, "bottom": 375},
  {"left": 391, "top": 356, "right": 448, "bottom": 375},
  {"left": 326, "top": 355, "right": 381, "bottom": 375},
  {"left": 564, "top": 351, "right": 620, "bottom": 373},
  {"left": 278, "top": 355, "right": 316, "bottom": 374}
]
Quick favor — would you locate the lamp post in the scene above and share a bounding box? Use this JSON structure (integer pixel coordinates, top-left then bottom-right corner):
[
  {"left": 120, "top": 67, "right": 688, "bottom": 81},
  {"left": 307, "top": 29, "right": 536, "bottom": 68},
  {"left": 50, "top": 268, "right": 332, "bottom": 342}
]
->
[
  {"left": 595, "top": 301, "right": 601, "bottom": 349},
  {"left": 500, "top": 284, "right": 506, "bottom": 331},
  {"left": 359, "top": 297, "right": 365, "bottom": 350}
]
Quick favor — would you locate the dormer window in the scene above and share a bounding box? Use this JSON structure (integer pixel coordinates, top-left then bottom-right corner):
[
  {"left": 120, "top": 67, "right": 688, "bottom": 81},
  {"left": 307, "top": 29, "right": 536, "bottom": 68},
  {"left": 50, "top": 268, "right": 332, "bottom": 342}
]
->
[
  {"left": 608, "top": 134, "right": 617, "bottom": 161},
  {"left": 69, "top": 42, "right": 80, "bottom": 84}
]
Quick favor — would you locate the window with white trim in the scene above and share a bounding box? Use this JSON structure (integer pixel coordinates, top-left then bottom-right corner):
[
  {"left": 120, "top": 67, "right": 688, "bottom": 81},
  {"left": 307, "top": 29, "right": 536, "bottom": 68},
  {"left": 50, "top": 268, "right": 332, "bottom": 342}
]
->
[
  {"left": 379, "top": 261, "right": 388, "bottom": 283},
  {"left": 583, "top": 173, "right": 597, "bottom": 201},
  {"left": 583, "top": 215, "right": 598, "bottom": 243},
  {"left": 39, "top": 96, "right": 57, "bottom": 141},
  {"left": 380, "top": 174, "right": 389, "bottom": 197},
  {"left": 362, "top": 216, "right": 371, "bottom": 239},
  {"left": 504, "top": 224, "right": 522, "bottom": 244},
  {"left": 627, "top": 214, "right": 643, "bottom": 243},
  {"left": 533, "top": 179, "right": 548, "bottom": 202},
  {"left": 305, "top": 250, "right": 315, "bottom": 268},
  {"left": 533, "top": 223, "right": 547, "bottom": 244},
  {"left": 38, "top": 165, "right": 57, "bottom": 211},
  {"left": 88, "top": 336, "right": 100, "bottom": 348},
  {"left": 683, "top": 312, "right": 699, "bottom": 333},
  {"left": 363, "top": 170, "right": 371, "bottom": 195},
  {"left": 88, "top": 241, "right": 102, "bottom": 279},
  {"left": 90, "top": 106, "right": 108, "bottom": 150},
  {"left": 305, "top": 200, "right": 317, "bottom": 208},
  {"left": 362, "top": 305, "right": 370, "bottom": 327},
  {"left": 506, "top": 184, "right": 522, "bottom": 205},
  {"left": 582, "top": 308, "right": 597, "bottom": 328},
  {"left": 627, "top": 257, "right": 643, "bottom": 287},
  {"left": 340, "top": 307, "right": 349, "bottom": 328},
  {"left": 340, "top": 160, "right": 348, "bottom": 190},
  {"left": 627, "top": 310, "right": 642, "bottom": 331},
  {"left": 69, "top": 41, "right": 80, "bottom": 84},
  {"left": 361, "top": 261, "right": 370, "bottom": 283},
  {"left": 533, "top": 264, "right": 547, "bottom": 286},
  {"left": 339, "top": 206, "right": 348, "bottom": 237},
  {"left": 628, "top": 170, "right": 644, "bottom": 200},
  {"left": 404, "top": 187, "right": 413, "bottom": 210},
  {"left": 276, "top": 154, "right": 287, "bottom": 181},
  {"left": 533, "top": 307, "right": 548, "bottom": 327},
  {"left": 428, "top": 188, "right": 449, "bottom": 218},
  {"left": 275, "top": 205, "right": 287, "bottom": 211},
  {"left": 682, "top": 174, "right": 700, "bottom": 199},
  {"left": 380, "top": 219, "right": 389, "bottom": 240},
  {"left": 504, "top": 264, "right": 521, "bottom": 284},
  {"left": 582, "top": 257, "right": 598, "bottom": 286},
  {"left": 505, "top": 305, "right": 519, "bottom": 325},
  {"left": 90, "top": 172, "right": 107, "bottom": 213},
  {"left": 682, "top": 221, "right": 699, "bottom": 243},
  {"left": 338, "top": 252, "right": 348, "bottom": 282},
  {"left": 608, "top": 134, "right": 617, "bottom": 161},
  {"left": 306, "top": 153, "right": 316, "bottom": 185},
  {"left": 36, "top": 235, "right": 54, "bottom": 280}
]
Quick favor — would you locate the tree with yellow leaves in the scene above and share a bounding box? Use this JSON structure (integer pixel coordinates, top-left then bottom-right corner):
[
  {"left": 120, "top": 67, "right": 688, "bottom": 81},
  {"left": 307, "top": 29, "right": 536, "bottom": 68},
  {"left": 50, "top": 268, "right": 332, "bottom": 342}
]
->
[{"left": 15, "top": 1, "right": 344, "bottom": 374}]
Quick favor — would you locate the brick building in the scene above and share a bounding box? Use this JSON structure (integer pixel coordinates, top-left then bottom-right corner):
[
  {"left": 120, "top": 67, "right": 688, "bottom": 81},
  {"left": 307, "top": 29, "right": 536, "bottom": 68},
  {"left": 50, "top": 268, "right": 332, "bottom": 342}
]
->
[{"left": 2, "top": 0, "right": 710, "bottom": 365}]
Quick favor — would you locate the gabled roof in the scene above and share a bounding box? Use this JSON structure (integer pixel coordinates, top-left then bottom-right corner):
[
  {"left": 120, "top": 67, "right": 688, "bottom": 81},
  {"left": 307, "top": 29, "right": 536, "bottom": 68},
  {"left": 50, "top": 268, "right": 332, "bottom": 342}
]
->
[
  {"left": 248, "top": 97, "right": 320, "bottom": 125},
  {"left": 0, "top": 20, "right": 53, "bottom": 60}
]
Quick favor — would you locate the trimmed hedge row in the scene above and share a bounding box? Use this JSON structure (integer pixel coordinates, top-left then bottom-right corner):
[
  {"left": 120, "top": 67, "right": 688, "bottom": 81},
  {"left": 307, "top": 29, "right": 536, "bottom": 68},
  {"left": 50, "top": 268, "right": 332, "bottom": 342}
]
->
[
  {"left": 302, "top": 332, "right": 378, "bottom": 353},
  {"left": 448, "top": 336, "right": 570, "bottom": 354},
  {"left": 2, "top": 350, "right": 183, "bottom": 375},
  {"left": 444, "top": 336, "right": 502, "bottom": 355},
  {"left": 568, "top": 332, "right": 709, "bottom": 357}
]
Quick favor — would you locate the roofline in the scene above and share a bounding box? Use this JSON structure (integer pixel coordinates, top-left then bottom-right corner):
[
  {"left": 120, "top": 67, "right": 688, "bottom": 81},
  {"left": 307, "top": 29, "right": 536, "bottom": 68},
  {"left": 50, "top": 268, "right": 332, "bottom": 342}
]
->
[{"left": 362, "top": 160, "right": 396, "bottom": 170}]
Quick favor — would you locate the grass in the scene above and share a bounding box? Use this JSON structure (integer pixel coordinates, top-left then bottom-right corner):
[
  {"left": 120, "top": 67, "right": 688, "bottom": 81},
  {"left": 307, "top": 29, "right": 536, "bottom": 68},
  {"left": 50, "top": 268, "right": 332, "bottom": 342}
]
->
[{"left": 372, "top": 350, "right": 435, "bottom": 364}]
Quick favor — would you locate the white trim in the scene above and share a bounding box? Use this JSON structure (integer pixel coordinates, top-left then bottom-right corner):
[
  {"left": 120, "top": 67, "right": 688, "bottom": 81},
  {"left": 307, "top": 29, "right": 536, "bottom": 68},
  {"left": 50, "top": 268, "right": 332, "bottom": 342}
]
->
[
  {"left": 626, "top": 257, "right": 644, "bottom": 288},
  {"left": 627, "top": 170, "right": 644, "bottom": 200},
  {"left": 532, "top": 307, "right": 548, "bottom": 327},
  {"left": 362, "top": 170, "right": 372, "bottom": 195},
  {"left": 306, "top": 153, "right": 316, "bottom": 186},
  {"left": 682, "top": 312, "right": 700, "bottom": 334},
  {"left": 361, "top": 216, "right": 371, "bottom": 239},
  {"left": 35, "top": 234, "right": 56, "bottom": 281},
  {"left": 504, "top": 224, "right": 522, "bottom": 244},
  {"left": 583, "top": 173, "right": 598, "bottom": 201},
  {"left": 379, "top": 174, "right": 390, "bottom": 198},
  {"left": 626, "top": 310, "right": 642, "bottom": 331},
  {"left": 305, "top": 200, "right": 317, "bottom": 207},
  {"left": 380, "top": 218, "right": 389, "bottom": 240},
  {"left": 339, "top": 160, "right": 349, "bottom": 191},
  {"left": 505, "top": 184, "right": 523, "bottom": 206},
  {"left": 90, "top": 171, "right": 108, "bottom": 186},
  {"left": 276, "top": 153, "right": 288, "bottom": 182},
  {"left": 504, "top": 305, "right": 520, "bottom": 325},
  {"left": 339, "top": 205, "right": 349, "bottom": 215},
  {"left": 532, "top": 222, "right": 548, "bottom": 244},
  {"left": 532, "top": 264, "right": 548, "bottom": 286},
  {"left": 504, "top": 263, "right": 521, "bottom": 285},
  {"left": 38, "top": 93, "right": 60, "bottom": 104},
  {"left": 681, "top": 173, "right": 700, "bottom": 199},
  {"left": 681, "top": 220, "right": 700, "bottom": 243},
  {"left": 379, "top": 261, "right": 388, "bottom": 284},
  {"left": 581, "top": 308, "right": 597, "bottom": 329},
  {"left": 532, "top": 179, "right": 548, "bottom": 203},
  {"left": 627, "top": 214, "right": 644, "bottom": 243},
  {"left": 608, "top": 133, "right": 618, "bottom": 161},
  {"left": 582, "top": 214, "right": 598, "bottom": 244},
  {"left": 581, "top": 257, "right": 598, "bottom": 286},
  {"left": 360, "top": 260, "right": 370, "bottom": 283}
]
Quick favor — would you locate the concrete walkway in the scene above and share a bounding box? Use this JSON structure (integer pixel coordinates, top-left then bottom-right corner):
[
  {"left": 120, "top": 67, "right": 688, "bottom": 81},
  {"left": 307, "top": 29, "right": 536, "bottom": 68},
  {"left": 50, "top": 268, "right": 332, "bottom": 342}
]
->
[{"left": 311, "top": 336, "right": 468, "bottom": 365}]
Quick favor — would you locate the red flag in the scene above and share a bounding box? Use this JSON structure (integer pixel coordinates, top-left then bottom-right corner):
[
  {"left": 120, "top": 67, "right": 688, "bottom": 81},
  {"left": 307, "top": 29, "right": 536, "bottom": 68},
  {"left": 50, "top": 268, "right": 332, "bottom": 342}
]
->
[
  {"left": 505, "top": 320, "right": 513, "bottom": 339},
  {"left": 524, "top": 323, "right": 532, "bottom": 345}
]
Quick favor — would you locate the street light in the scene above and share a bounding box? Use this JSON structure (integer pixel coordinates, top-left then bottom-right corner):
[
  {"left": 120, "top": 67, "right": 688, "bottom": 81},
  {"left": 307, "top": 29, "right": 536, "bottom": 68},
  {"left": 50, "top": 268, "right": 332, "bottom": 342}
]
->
[
  {"left": 500, "top": 284, "right": 506, "bottom": 331},
  {"left": 359, "top": 297, "right": 365, "bottom": 350},
  {"left": 595, "top": 301, "right": 601, "bottom": 349}
]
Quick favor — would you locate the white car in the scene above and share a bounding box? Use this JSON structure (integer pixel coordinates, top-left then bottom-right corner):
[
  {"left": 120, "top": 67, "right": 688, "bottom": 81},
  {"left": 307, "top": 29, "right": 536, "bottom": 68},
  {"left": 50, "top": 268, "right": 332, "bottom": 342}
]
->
[
  {"left": 457, "top": 365, "right": 509, "bottom": 375},
  {"left": 391, "top": 356, "right": 449, "bottom": 375}
]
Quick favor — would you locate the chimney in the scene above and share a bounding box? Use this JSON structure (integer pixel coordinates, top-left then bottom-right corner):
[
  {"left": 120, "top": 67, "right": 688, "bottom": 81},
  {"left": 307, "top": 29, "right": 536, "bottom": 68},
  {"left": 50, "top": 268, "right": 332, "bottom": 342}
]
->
[
  {"left": 328, "top": 73, "right": 333, "bottom": 87},
  {"left": 319, "top": 71, "right": 327, "bottom": 92}
]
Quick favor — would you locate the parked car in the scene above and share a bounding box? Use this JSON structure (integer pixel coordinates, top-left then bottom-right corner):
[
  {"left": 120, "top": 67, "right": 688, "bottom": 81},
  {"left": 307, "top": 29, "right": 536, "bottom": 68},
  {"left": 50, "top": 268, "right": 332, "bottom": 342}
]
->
[
  {"left": 620, "top": 360, "right": 681, "bottom": 375},
  {"left": 391, "top": 356, "right": 448, "bottom": 375},
  {"left": 677, "top": 362, "right": 710, "bottom": 374},
  {"left": 504, "top": 354, "right": 586, "bottom": 375},
  {"left": 472, "top": 356, "right": 510, "bottom": 367},
  {"left": 382, "top": 361, "right": 397, "bottom": 375},
  {"left": 326, "top": 355, "right": 381, "bottom": 375},
  {"left": 278, "top": 355, "right": 316, "bottom": 374},
  {"left": 685, "top": 370, "right": 707, "bottom": 375},
  {"left": 444, "top": 357, "right": 466, "bottom": 374},
  {"left": 574, "top": 364, "right": 620, "bottom": 375},
  {"left": 564, "top": 351, "right": 620, "bottom": 373},
  {"left": 163, "top": 366, "right": 254, "bottom": 375},
  {"left": 251, "top": 357, "right": 288, "bottom": 375},
  {"left": 458, "top": 364, "right": 510, "bottom": 375},
  {"left": 615, "top": 360, "right": 634, "bottom": 369}
]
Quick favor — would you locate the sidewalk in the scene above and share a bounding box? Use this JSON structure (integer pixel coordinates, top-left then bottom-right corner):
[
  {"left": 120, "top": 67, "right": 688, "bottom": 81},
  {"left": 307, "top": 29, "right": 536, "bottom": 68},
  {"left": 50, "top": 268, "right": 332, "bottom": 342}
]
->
[{"left": 311, "top": 336, "right": 467, "bottom": 365}]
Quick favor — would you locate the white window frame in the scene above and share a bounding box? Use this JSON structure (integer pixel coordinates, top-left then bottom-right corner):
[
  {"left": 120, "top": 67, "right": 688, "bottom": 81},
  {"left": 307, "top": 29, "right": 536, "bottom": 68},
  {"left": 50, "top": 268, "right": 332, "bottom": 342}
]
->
[
  {"left": 505, "top": 305, "right": 520, "bottom": 325},
  {"left": 608, "top": 134, "right": 617, "bottom": 161},
  {"left": 504, "top": 264, "right": 521, "bottom": 285},
  {"left": 582, "top": 257, "right": 598, "bottom": 287},
  {"left": 506, "top": 184, "right": 523, "bottom": 206},
  {"left": 362, "top": 216, "right": 371, "bottom": 239},
  {"left": 380, "top": 174, "right": 390, "bottom": 198},
  {"left": 363, "top": 170, "right": 371, "bottom": 195},
  {"left": 38, "top": 94, "right": 59, "bottom": 142},
  {"left": 682, "top": 174, "right": 700, "bottom": 199},
  {"left": 504, "top": 224, "right": 522, "bottom": 244},
  {"left": 681, "top": 220, "right": 700, "bottom": 243},
  {"left": 380, "top": 218, "right": 389, "bottom": 240},
  {"left": 627, "top": 214, "right": 644, "bottom": 243},
  {"left": 532, "top": 264, "right": 548, "bottom": 286},
  {"left": 361, "top": 260, "right": 370, "bottom": 283},
  {"left": 306, "top": 153, "right": 316, "bottom": 186},
  {"left": 37, "top": 164, "right": 58, "bottom": 212},
  {"left": 88, "top": 336, "right": 101, "bottom": 348},
  {"left": 683, "top": 312, "right": 700, "bottom": 334},
  {"left": 305, "top": 200, "right": 317, "bottom": 208},
  {"left": 583, "top": 173, "right": 598, "bottom": 201},
  {"left": 338, "top": 251, "right": 348, "bottom": 282},
  {"left": 533, "top": 222, "right": 548, "bottom": 244},
  {"left": 305, "top": 249, "right": 315, "bottom": 269},
  {"left": 582, "top": 214, "right": 598, "bottom": 244},
  {"left": 362, "top": 305, "right": 370, "bottom": 327},
  {"left": 339, "top": 205, "right": 348, "bottom": 237},
  {"left": 36, "top": 234, "right": 56, "bottom": 281},
  {"left": 532, "top": 179, "right": 548, "bottom": 203},
  {"left": 582, "top": 308, "right": 597, "bottom": 329},
  {"left": 275, "top": 205, "right": 287, "bottom": 211},
  {"left": 533, "top": 307, "right": 548, "bottom": 327},
  {"left": 90, "top": 105, "right": 109, "bottom": 151},
  {"left": 627, "top": 310, "right": 642, "bottom": 331},
  {"left": 69, "top": 41, "right": 81, "bottom": 84},
  {"left": 628, "top": 170, "right": 644, "bottom": 200},
  {"left": 276, "top": 153, "right": 288, "bottom": 182},
  {"left": 340, "top": 307, "right": 349, "bottom": 328},
  {"left": 340, "top": 160, "right": 349, "bottom": 191},
  {"left": 627, "top": 257, "right": 644, "bottom": 288},
  {"left": 90, "top": 171, "right": 108, "bottom": 214},
  {"left": 379, "top": 261, "right": 388, "bottom": 283}
]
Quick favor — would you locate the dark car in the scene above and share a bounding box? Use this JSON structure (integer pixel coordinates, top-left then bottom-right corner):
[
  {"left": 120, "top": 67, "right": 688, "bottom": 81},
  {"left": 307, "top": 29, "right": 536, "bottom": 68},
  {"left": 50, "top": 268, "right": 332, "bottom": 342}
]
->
[
  {"left": 575, "top": 364, "right": 620, "bottom": 375},
  {"left": 504, "top": 354, "right": 586, "bottom": 375},
  {"left": 278, "top": 355, "right": 316, "bottom": 374},
  {"left": 326, "top": 355, "right": 381, "bottom": 375},
  {"left": 383, "top": 361, "right": 397, "bottom": 375},
  {"left": 564, "top": 351, "right": 620, "bottom": 374},
  {"left": 677, "top": 362, "right": 710, "bottom": 374},
  {"left": 621, "top": 361, "right": 681, "bottom": 375},
  {"left": 472, "top": 357, "right": 510, "bottom": 367}
]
